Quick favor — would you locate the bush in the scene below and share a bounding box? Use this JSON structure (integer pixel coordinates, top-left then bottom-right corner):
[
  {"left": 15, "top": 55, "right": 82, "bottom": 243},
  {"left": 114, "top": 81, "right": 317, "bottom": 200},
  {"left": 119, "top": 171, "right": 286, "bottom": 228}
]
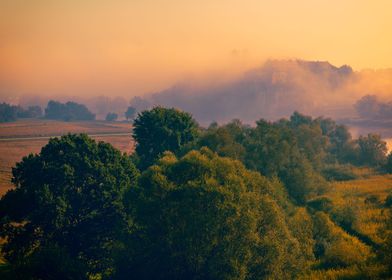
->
[
  {"left": 307, "top": 196, "right": 334, "bottom": 212},
  {"left": 322, "top": 165, "right": 358, "bottom": 181}
]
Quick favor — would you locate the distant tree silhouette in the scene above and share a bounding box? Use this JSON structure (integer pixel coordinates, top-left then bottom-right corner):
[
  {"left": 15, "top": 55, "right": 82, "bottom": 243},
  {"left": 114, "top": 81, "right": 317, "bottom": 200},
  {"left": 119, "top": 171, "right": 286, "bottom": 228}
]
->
[
  {"left": 355, "top": 95, "right": 392, "bottom": 120},
  {"left": 125, "top": 106, "right": 136, "bottom": 121},
  {"left": 17, "top": 105, "right": 42, "bottom": 118},
  {"left": 0, "top": 103, "right": 18, "bottom": 122},
  {"left": 45, "top": 100, "right": 95, "bottom": 121},
  {"left": 105, "top": 112, "right": 118, "bottom": 122}
]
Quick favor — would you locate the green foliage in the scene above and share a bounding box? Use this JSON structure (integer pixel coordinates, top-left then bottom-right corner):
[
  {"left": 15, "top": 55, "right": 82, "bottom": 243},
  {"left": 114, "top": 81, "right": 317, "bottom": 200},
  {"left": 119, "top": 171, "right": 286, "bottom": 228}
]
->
[
  {"left": 288, "top": 208, "right": 316, "bottom": 263},
  {"left": 0, "top": 245, "right": 88, "bottom": 280},
  {"left": 242, "top": 119, "right": 327, "bottom": 203},
  {"left": 322, "top": 164, "right": 359, "bottom": 181},
  {"left": 316, "top": 117, "right": 355, "bottom": 164},
  {"left": 114, "top": 149, "right": 306, "bottom": 279},
  {"left": 278, "top": 154, "right": 328, "bottom": 204},
  {"left": 196, "top": 119, "right": 248, "bottom": 161},
  {"left": 307, "top": 196, "right": 334, "bottom": 212},
  {"left": 1, "top": 108, "right": 391, "bottom": 279},
  {"left": 0, "top": 134, "right": 139, "bottom": 277},
  {"left": 132, "top": 106, "right": 199, "bottom": 169},
  {"left": 355, "top": 134, "right": 387, "bottom": 167},
  {"left": 313, "top": 212, "right": 372, "bottom": 269}
]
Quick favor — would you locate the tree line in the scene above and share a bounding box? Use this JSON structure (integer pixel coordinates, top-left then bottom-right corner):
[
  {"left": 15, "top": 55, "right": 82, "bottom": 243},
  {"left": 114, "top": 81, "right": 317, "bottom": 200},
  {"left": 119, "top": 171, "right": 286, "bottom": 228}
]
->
[
  {"left": 0, "top": 100, "right": 137, "bottom": 122},
  {"left": 1, "top": 107, "right": 392, "bottom": 279},
  {"left": 0, "top": 103, "right": 42, "bottom": 122}
]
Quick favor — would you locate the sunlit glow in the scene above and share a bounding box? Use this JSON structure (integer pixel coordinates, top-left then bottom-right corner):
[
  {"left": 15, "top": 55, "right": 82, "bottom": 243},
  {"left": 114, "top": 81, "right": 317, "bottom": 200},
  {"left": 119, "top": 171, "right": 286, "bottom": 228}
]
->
[{"left": 1, "top": 0, "right": 392, "bottom": 96}]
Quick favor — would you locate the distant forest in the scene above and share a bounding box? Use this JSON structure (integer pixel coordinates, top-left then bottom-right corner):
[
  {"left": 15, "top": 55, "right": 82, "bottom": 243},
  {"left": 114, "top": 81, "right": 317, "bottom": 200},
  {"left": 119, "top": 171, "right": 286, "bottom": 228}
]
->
[
  {"left": 1, "top": 107, "right": 392, "bottom": 279},
  {"left": 0, "top": 100, "right": 139, "bottom": 123}
]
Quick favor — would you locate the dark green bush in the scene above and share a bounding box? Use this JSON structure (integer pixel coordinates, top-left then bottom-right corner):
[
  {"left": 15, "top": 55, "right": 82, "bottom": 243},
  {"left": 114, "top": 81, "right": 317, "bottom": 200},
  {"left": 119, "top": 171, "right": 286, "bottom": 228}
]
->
[{"left": 322, "top": 164, "right": 358, "bottom": 181}]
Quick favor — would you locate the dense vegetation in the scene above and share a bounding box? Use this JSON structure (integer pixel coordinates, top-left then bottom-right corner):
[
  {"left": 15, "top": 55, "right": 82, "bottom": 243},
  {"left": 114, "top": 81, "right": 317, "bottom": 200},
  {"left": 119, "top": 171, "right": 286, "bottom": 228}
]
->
[
  {"left": 0, "top": 102, "right": 42, "bottom": 122},
  {"left": 1, "top": 107, "right": 392, "bottom": 279},
  {"left": 45, "top": 100, "right": 95, "bottom": 121}
]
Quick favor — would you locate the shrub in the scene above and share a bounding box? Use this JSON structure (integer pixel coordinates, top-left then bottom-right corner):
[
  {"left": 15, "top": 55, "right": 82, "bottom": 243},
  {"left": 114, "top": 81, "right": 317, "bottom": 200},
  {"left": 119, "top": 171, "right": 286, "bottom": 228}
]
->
[{"left": 322, "top": 164, "right": 358, "bottom": 181}]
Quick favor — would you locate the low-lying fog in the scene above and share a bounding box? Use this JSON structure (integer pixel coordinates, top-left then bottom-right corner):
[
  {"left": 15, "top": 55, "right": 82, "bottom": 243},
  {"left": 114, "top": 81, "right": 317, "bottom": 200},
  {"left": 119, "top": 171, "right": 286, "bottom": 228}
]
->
[{"left": 3, "top": 60, "right": 392, "bottom": 136}]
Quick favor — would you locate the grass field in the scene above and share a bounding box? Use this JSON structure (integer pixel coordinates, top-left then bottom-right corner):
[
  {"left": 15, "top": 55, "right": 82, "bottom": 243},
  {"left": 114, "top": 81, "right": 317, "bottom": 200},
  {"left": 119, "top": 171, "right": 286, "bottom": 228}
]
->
[
  {"left": 313, "top": 173, "right": 392, "bottom": 251},
  {"left": 0, "top": 119, "right": 131, "bottom": 138},
  {"left": 0, "top": 119, "right": 134, "bottom": 196},
  {"left": 328, "top": 175, "right": 392, "bottom": 243}
]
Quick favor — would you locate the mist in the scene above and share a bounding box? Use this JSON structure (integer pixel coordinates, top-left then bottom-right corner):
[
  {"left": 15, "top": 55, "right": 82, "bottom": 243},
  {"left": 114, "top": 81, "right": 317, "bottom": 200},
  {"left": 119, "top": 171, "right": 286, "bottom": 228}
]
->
[
  {"left": 2, "top": 59, "right": 392, "bottom": 125},
  {"left": 127, "top": 60, "right": 392, "bottom": 125}
]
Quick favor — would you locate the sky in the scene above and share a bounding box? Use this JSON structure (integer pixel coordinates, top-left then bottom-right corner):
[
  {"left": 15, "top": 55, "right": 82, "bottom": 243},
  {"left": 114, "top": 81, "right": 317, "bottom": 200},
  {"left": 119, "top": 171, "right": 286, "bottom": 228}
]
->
[{"left": 1, "top": 0, "right": 392, "bottom": 97}]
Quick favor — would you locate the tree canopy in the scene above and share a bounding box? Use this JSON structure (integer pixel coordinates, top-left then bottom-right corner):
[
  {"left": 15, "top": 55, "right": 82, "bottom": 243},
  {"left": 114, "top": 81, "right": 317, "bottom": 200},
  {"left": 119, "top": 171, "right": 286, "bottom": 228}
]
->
[
  {"left": 0, "top": 134, "right": 139, "bottom": 279},
  {"left": 132, "top": 107, "right": 199, "bottom": 169},
  {"left": 114, "top": 149, "right": 307, "bottom": 279},
  {"left": 1, "top": 108, "right": 391, "bottom": 279}
]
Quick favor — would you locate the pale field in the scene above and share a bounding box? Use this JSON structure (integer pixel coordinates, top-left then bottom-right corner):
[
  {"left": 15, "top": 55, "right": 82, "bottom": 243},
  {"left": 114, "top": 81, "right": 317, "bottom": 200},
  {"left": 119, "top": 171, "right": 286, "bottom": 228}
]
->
[
  {"left": 0, "top": 119, "right": 134, "bottom": 196},
  {"left": 0, "top": 119, "right": 131, "bottom": 138}
]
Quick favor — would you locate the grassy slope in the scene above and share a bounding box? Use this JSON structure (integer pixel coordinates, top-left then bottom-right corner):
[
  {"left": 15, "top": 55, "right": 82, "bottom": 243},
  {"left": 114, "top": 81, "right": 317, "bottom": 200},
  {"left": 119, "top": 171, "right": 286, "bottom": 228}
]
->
[{"left": 302, "top": 173, "right": 392, "bottom": 279}]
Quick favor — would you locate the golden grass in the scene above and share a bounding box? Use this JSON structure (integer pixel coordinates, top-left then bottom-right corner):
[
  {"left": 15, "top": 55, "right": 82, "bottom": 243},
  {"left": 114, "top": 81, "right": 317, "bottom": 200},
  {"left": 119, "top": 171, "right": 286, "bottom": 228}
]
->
[
  {"left": 322, "top": 175, "right": 392, "bottom": 245},
  {"left": 331, "top": 175, "right": 392, "bottom": 200}
]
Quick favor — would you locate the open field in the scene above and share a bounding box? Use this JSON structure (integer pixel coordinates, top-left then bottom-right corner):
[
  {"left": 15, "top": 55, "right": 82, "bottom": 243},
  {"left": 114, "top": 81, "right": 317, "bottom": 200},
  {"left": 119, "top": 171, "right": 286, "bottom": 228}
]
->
[
  {"left": 322, "top": 175, "right": 392, "bottom": 245},
  {"left": 0, "top": 119, "right": 132, "bottom": 138},
  {"left": 0, "top": 119, "right": 134, "bottom": 196}
]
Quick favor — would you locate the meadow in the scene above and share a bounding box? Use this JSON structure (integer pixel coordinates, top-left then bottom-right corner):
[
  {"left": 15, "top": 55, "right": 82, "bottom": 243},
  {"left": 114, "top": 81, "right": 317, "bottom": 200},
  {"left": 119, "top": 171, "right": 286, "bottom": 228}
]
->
[
  {"left": 302, "top": 172, "right": 392, "bottom": 279},
  {"left": 0, "top": 119, "right": 133, "bottom": 195}
]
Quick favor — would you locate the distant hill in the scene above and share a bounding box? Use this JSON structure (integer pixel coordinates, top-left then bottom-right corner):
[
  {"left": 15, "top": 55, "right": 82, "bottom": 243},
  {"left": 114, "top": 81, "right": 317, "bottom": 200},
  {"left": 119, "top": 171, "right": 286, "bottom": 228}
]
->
[{"left": 131, "top": 60, "right": 392, "bottom": 124}]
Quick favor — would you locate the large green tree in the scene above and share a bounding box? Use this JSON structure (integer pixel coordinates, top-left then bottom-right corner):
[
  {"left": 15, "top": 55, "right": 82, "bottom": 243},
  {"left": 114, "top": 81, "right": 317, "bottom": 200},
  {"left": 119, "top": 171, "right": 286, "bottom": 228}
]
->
[
  {"left": 114, "top": 149, "right": 306, "bottom": 279},
  {"left": 132, "top": 106, "right": 199, "bottom": 169},
  {"left": 356, "top": 133, "right": 387, "bottom": 167},
  {"left": 0, "top": 134, "right": 139, "bottom": 279}
]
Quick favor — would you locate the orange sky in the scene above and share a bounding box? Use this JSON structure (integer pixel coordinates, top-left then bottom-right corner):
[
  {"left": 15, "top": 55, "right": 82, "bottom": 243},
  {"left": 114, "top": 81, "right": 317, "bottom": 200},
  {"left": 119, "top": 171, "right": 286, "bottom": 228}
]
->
[{"left": 1, "top": 0, "right": 392, "bottom": 96}]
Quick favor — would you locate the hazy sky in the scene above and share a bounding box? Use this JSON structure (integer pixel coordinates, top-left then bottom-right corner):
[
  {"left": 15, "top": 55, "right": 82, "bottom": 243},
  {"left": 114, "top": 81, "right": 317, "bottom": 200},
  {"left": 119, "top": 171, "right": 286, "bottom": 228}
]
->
[{"left": 1, "top": 0, "right": 392, "bottom": 97}]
